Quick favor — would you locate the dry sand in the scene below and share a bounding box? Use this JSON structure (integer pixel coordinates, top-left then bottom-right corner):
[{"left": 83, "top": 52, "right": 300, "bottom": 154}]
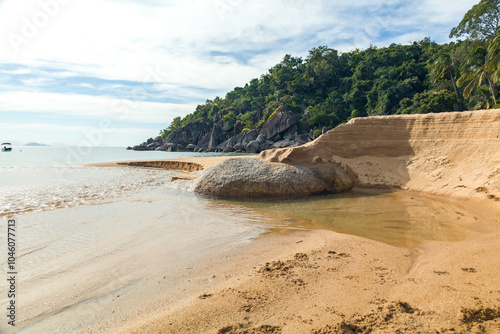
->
[{"left": 96, "top": 110, "right": 500, "bottom": 333}]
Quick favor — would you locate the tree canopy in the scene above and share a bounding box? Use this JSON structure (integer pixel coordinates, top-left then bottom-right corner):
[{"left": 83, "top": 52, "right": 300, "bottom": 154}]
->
[{"left": 450, "top": 0, "right": 500, "bottom": 40}]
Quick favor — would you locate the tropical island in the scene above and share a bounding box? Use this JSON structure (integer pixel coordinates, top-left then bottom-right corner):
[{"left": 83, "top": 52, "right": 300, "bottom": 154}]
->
[
  {"left": 132, "top": 0, "right": 499, "bottom": 155},
  {"left": 114, "top": 2, "right": 500, "bottom": 333}
]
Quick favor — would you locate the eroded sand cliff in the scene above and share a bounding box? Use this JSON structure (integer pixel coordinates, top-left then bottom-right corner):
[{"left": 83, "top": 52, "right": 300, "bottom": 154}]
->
[{"left": 260, "top": 109, "right": 500, "bottom": 209}]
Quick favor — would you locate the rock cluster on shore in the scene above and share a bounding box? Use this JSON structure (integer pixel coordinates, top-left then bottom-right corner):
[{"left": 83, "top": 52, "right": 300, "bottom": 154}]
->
[{"left": 130, "top": 106, "right": 320, "bottom": 154}]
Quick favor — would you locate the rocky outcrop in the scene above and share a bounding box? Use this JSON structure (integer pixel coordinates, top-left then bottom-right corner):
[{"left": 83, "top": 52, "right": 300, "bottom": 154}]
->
[
  {"left": 259, "top": 109, "right": 500, "bottom": 209},
  {"left": 132, "top": 137, "right": 163, "bottom": 151},
  {"left": 259, "top": 106, "right": 299, "bottom": 141},
  {"left": 133, "top": 106, "right": 312, "bottom": 153},
  {"left": 165, "top": 119, "right": 213, "bottom": 147},
  {"left": 217, "top": 130, "right": 258, "bottom": 150},
  {"left": 208, "top": 123, "right": 225, "bottom": 148},
  {"left": 194, "top": 158, "right": 353, "bottom": 198}
]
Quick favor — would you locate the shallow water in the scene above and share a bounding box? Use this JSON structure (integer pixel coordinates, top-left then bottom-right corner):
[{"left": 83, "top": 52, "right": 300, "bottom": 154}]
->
[
  {"left": 222, "top": 191, "right": 477, "bottom": 248},
  {"left": 0, "top": 147, "right": 480, "bottom": 333}
]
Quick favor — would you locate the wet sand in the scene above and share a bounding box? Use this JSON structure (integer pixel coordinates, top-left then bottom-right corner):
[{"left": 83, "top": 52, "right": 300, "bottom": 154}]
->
[
  {"left": 83, "top": 155, "right": 500, "bottom": 333},
  {"left": 122, "top": 198, "right": 500, "bottom": 334},
  {"left": 7, "top": 154, "right": 499, "bottom": 333}
]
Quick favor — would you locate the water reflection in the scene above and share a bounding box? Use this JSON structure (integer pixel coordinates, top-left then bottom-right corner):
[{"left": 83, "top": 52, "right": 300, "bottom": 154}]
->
[{"left": 200, "top": 191, "right": 476, "bottom": 248}]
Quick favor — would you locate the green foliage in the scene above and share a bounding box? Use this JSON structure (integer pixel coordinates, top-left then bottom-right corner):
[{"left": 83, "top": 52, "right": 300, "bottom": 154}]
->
[
  {"left": 450, "top": 0, "right": 500, "bottom": 40},
  {"left": 457, "top": 41, "right": 498, "bottom": 105},
  {"left": 486, "top": 34, "right": 500, "bottom": 83},
  {"left": 157, "top": 5, "right": 500, "bottom": 140},
  {"left": 397, "top": 90, "right": 461, "bottom": 114}
]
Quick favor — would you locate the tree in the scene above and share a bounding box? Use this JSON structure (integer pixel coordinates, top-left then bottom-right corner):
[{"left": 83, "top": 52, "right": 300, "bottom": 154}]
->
[
  {"left": 450, "top": 0, "right": 500, "bottom": 40},
  {"left": 433, "top": 52, "right": 461, "bottom": 99},
  {"left": 485, "top": 34, "right": 500, "bottom": 84},
  {"left": 457, "top": 45, "right": 497, "bottom": 105}
]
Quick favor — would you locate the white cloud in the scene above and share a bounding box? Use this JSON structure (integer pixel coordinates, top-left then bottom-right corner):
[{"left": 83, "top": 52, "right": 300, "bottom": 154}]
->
[
  {"left": 0, "top": 91, "right": 196, "bottom": 123},
  {"left": 75, "top": 83, "right": 94, "bottom": 89},
  {"left": 0, "top": 0, "right": 480, "bottom": 145},
  {"left": 21, "top": 76, "right": 53, "bottom": 86}
]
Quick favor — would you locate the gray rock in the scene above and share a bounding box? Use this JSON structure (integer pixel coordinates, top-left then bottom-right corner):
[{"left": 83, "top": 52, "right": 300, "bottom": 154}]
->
[
  {"left": 233, "top": 122, "right": 245, "bottom": 136},
  {"left": 195, "top": 158, "right": 353, "bottom": 198},
  {"left": 295, "top": 134, "right": 311, "bottom": 145},
  {"left": 187, "top": 144, "right": 196, "bottom": 151},
  {"left": 271, "top": 140, "right": 294, "bottom": 149},
  {"left": 223, "top": 146, "right": 235, "bottom": 153},
  {"left": 246, "top": 140, "right": 261, "bottom": 153},
  {"left": 217, "top": 130, "right": 258, "bottom": 149},
  {"left": 162, "top": 143, "right": 176, "bottom": 152},
  {"left": 132, "top": 145, "right": 152, "bottom": 151},
  {"left": 165, "top": 119, "right": 213, "bottom": 146},
  {"left": 208, "top": 123, "right": 225, "bottom": 148},
  {"left": 259, "top": 106, "right": 299, "bottom": 140},
  {"left": 234, "top": 143, "right": 245, "bottom": 151},
  {"left": 197, "top": 132, "right": 211, "bottom": 147},
  {"left": 257, "top": 134, "right": 266, "bottom": 143}
]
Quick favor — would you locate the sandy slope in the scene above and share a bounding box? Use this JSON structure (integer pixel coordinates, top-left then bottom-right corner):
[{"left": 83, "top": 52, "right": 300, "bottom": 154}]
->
[{"left": 118, "top": 110, "right": 500, "bottom": 333}]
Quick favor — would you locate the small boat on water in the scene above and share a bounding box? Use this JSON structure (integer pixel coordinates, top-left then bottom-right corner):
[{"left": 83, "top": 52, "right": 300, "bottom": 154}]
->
[{"left": 2, "top": 143, "right": 12, "bottom": 152}]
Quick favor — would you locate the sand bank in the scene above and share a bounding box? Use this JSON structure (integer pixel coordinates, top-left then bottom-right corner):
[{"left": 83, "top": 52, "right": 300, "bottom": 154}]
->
[
  {"left": 91, "top": 110, "right": 500, "bottom": 333},
  {"left": 87, "top": 155, "right": 254, "bottom": 180},
  {"left": 87, "top": 155, "right": 253, "bottom": 170}
]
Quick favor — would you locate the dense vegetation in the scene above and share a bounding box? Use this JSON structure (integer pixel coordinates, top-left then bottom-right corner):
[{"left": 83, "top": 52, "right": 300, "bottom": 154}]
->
[{"left": 159, "top": 0, "right": 499, "bottom": 139}]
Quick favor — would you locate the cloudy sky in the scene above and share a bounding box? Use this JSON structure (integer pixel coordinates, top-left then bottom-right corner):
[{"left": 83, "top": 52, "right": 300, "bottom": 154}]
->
[{"left": 0, "top": 0, "right": 477, "bottom": 146}]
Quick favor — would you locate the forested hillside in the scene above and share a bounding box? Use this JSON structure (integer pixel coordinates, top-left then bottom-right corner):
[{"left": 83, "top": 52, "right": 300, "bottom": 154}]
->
[{"left": 133, "top": 0, "right": 499, "bottom": 153}]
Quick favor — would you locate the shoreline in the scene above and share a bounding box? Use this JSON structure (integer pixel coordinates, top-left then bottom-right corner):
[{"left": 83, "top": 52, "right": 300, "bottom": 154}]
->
[
  {"left": 82, "top": 155, "right": 500, "bottom": 333},
  {"left": 118, "top": 200, "right": 500, "bottom": 334},
  {"left": 86, "top": 108, "right": 500, "bottom": 333}
]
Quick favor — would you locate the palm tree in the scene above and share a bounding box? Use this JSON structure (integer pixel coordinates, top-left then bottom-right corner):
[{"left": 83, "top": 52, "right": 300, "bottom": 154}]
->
[
  {"left": 433, "top": 52, "right": 460, "bottom": 99},
  {"left": 485, "top": 34, "right": 500, "bottom": 85},
  {"left": 457, "top": 45, "right": 497, "bottom": 105}
]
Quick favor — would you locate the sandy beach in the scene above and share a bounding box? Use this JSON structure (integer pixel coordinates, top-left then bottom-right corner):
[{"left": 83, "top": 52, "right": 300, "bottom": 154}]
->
[
  {"left": 15, "top": 110, "right": 498, "bottom": 333},
  {"left": 86, "top": 153, "right": 500, "bottom": 333}
]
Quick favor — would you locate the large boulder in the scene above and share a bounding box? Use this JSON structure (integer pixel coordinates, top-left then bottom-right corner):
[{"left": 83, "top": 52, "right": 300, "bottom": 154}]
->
[
  {"left": 194, "top": 158, "right": 353, "bottom": 198},
  {"left": 245, "top": 140, "right": 261, "bottom": 153},
  {"left": 259, "top": 106, "right": 299, "bottom": 140}
]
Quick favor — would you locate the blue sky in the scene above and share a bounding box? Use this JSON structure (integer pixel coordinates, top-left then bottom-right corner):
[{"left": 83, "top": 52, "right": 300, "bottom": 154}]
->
[{"left": 0, "top": 0, "right": 478, "bottom": 146}]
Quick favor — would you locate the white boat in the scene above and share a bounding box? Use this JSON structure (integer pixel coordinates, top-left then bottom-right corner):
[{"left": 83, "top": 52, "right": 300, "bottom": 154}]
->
[{"left": 1, "top": 143, "right": 12, "bottom": 152}]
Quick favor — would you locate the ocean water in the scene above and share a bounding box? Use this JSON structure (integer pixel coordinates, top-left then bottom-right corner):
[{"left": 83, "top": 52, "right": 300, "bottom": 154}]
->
[
  {"left": 0, "top": 147, "right": 479, "bottom": 333},
  {"left": 0, "top": 146, "right": 234, "bottom": 217}
]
